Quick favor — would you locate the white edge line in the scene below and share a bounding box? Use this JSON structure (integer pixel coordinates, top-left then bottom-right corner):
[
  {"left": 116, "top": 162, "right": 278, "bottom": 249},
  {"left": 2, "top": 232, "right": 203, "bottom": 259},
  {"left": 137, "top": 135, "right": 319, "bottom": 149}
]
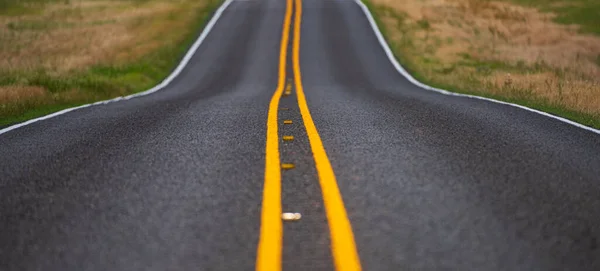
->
[
  {"left": 353, "top": 0, "right": 600, "bottom": 136},
  {"left": 0, "top": 0, "right": 235, "bottom": 136}
]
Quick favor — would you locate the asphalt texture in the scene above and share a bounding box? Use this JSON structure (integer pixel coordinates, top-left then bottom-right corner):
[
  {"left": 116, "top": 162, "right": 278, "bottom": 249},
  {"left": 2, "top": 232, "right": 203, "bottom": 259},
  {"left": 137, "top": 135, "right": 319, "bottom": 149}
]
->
[{"left": 1, "top": 0, "right": 600, "bottom": 270}]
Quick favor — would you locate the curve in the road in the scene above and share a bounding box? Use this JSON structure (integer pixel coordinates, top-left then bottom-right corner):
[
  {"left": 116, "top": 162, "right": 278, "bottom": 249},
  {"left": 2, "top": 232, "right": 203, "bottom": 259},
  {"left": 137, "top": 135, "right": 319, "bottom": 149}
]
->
[
  {"left": 2, "top": 0, "right": 598, "bottom": 138},
  {"left": 1, "top": 0, "right": 599, "bottom": 270},
  {"left": 353, "top": 0, "right": 600, "bottom": 135},
  {"left": 0, "top": 0, "right": 235, "bottom": 136}
]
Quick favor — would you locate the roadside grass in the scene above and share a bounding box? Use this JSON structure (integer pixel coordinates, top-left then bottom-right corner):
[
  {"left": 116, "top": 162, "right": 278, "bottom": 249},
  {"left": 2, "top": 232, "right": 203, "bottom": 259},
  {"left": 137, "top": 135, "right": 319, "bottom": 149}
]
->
[
  {"left": 505, "top": 0, "right": 600, "bottom": 35},
  {"left": 0, "top": 0, "right": 222, "bottom": 127},
  {"left": 365, "top": 0, "right": 600, "bottom": 129}
]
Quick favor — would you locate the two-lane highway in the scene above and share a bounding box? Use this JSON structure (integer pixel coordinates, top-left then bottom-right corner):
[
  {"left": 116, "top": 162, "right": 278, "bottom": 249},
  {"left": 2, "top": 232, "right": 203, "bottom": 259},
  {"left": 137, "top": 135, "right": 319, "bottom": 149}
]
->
[{"left": 2, "top": 0, "right": 600, "bottom": 270}]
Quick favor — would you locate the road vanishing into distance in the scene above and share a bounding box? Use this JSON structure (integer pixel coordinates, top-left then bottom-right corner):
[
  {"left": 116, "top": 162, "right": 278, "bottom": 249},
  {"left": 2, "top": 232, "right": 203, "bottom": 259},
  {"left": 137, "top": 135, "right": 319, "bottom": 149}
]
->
[{"left": 2, "top": 0, "right": 600, "bottom": 270}]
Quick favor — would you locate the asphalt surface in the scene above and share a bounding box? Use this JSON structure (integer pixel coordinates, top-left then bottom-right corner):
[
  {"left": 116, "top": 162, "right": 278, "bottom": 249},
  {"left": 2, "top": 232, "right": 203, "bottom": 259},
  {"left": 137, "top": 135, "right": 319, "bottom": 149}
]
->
[{"left": 1, "top": 0, "right": 600, "bottom": 270}]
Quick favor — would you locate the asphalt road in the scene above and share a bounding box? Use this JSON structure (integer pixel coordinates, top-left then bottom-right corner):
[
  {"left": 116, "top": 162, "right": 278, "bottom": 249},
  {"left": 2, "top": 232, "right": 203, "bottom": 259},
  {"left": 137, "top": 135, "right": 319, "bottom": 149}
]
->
[{"left": 1, "top": 0, "right": 600, "bottom": 270}]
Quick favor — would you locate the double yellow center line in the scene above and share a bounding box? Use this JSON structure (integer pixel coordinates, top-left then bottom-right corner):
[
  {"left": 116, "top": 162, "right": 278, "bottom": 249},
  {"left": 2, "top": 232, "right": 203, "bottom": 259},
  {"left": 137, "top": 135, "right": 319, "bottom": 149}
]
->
[{"left": 257, "top": 0, "right": 362, "bottom": 270}]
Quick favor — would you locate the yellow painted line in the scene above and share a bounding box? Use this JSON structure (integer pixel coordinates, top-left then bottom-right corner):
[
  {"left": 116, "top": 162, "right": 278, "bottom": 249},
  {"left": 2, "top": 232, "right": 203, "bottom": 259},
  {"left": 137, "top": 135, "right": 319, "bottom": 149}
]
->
[
  {"left": 292, "top": 0, "right": 362, "bottom": 270},
  {"left": 280, "top": 107, "right": 289, "bottom": 110},
  {"left": 281, "top": 163, "right": 295, "bottom": 170},
  {"left": 282, "top": 135, "right": 294, "bottom": 141},
  {"left": 256, "top": 0, "right": 293, "bottom": 269},
  {"left": 283, "top": 120, "right": 293, "bottom": 124}
]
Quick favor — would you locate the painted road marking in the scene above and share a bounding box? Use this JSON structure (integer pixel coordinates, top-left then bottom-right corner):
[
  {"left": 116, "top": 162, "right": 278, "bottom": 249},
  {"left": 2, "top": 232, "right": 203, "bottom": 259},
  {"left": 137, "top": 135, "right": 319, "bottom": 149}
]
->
[
  {"left": 260, "top": 0, "right": 363, "bottom": 269},
  {"left": 282, "top": 136, "right": 294, "bottom": 141},
  {"left": 285, "top": 83, "right": 293, "bottom": 95},
  {"left": 256, "top": 0, "right": 293, "bottom": 269},
  {"left": 292, "top": 0, "right": 362, "bottom": 270},
  {"left": 281, "top": 163, "right": 296, "bottom": 170}
]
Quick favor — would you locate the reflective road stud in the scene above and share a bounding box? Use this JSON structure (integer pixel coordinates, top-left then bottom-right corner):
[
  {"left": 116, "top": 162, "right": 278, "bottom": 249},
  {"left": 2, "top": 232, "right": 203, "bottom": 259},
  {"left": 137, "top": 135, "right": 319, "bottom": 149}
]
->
[
  {"left": 281, "top": 213, "right": 302, "bottom": 221},
  {"left": 281, "top": 163, "right": 295, "bottom": 170}
]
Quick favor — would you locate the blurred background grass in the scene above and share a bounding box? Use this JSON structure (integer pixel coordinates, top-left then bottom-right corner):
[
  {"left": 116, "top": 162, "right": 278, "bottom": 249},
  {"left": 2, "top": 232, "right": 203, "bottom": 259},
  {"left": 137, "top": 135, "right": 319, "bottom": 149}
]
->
[{"left": 367, "top": 0, "right": 600, "bottom": 128}]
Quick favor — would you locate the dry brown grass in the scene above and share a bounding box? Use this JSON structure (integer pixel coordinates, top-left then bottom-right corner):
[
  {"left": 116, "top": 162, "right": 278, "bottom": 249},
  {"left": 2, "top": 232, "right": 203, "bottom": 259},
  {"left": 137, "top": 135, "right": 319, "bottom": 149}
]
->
[
  {"left": 0, "top": 0, "right": 207, "bottom": 72},
  {"left": 0, "top": 0, "right": 210, "bottom": 105},
  {"left": 371, "top": 0, "right": 600, "bottom": 116},
  {"left": 0, "top": 85, "right": 47, "bottom": 102}
]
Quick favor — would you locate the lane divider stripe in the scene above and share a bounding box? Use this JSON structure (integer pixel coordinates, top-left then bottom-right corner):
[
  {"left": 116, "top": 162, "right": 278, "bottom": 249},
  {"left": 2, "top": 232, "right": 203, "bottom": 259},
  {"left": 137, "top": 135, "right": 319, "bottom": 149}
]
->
[
  {"left": 292, "top": 0, "right": 363, "bottom": 270},
  {"left": 256, "top": 0, "right": 294, "bottom": 270}
]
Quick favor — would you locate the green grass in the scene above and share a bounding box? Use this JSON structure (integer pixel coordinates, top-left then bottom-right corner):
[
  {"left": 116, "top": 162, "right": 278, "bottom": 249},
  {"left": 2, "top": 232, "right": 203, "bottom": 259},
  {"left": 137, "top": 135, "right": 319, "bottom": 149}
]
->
[
  {"left": 0, "top": 0, "right": 223, "bottom": 127},
  {"left": 504, "top": 0, "right": 600, "bottom": 35},
  {"left": 362, "top": 0, "right": 600, "bottom": 130}
]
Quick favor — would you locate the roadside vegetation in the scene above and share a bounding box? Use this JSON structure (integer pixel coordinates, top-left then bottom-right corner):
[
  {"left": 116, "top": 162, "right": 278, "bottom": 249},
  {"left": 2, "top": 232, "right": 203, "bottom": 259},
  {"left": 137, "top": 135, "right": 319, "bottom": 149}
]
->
[
  {"left": 0, "top": 0, "right": 221, "bottom": 126},
  {"left": 365, "top": 0, "right": 600, "bottom": 129}
]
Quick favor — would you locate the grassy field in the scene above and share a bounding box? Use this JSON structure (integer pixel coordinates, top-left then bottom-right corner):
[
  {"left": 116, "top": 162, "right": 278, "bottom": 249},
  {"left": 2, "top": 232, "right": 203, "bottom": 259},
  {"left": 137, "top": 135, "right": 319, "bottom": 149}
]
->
[
  {"left": 0, "top": 0, "right": 222, "bottom": 126},
  {"left": 366, "top": 0, "right": 600, "bottom": 129}
]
